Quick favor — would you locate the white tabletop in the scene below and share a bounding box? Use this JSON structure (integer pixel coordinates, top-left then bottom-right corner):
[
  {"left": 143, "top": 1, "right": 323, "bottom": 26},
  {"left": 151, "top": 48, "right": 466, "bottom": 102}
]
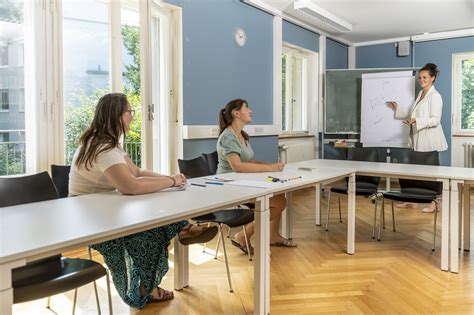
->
[
  {"left": 293, "top": 159, "right": 474, "bottom": 181},
  {"left": 0, "top": 184, "right": 267, "bottom": 264}
]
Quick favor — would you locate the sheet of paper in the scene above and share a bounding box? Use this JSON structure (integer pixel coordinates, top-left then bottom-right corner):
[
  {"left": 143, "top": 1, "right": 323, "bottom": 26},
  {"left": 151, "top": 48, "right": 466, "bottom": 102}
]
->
[
  {"left": 160, "top": 186, "right": 186, "bottom": 192},
  {"left": 203, "top": 176, "right": 234, "bottom": 182}
]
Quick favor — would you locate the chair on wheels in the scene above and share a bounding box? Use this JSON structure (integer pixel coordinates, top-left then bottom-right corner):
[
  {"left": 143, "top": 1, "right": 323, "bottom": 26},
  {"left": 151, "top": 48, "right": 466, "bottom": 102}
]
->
[
  {"left": 1, "top": 172, "right": 113, "bottom": 314},
  {"left": 376, "top": 150, "right": 441, "bottom": 251},
  {"left": 325, "top": 147, "right": 381, "bottom": 235},
  {"left": 178, "top": 156, "right": 254, "bottom": 293}
]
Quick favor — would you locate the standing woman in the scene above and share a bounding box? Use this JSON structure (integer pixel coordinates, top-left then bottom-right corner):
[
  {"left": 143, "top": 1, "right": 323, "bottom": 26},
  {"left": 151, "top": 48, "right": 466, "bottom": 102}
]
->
[
  {"left": 69, "top": 93, "right": 217, "bottom": 308},
  {"left": 387, "top": 63, "right": 448, "bottom": 212},
  {"left": 217, "top": 98, "right": 297, "bottom": 252}
]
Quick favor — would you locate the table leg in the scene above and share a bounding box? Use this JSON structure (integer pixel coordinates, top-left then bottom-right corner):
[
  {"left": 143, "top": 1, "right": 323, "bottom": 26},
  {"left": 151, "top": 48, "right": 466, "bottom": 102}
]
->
[
  {"left": 440, "top": 179, "right": 450, "bottom": 271},
  {"left": 347, "top": 173, "right": 356, "bottom": 255},
  {"left": 173, "top": 239, "right": 189, "bottom": 290},
  {"left": 315, "top": 184, "right": 321, "bottom": 226},
  {"left": 281, "top": 192, "right": 292, "bottom": 239},
  {"left": 254, "top": 195, "right": 270, "bottom": 315},
  {"left": 463, "top": 184, "right": 471, "bottom": 251},
  {"left": 450, "top": 180, "right": 461, "bottom": 273},
  {"left": 0, "top": 260, "right": 25, "bottom": 315}
]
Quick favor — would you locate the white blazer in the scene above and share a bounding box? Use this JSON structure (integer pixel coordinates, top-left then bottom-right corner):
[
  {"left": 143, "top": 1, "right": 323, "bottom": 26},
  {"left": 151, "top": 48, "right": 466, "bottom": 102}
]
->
[{"left": 395, "top": 86, "right": 448, "bottom": 152}]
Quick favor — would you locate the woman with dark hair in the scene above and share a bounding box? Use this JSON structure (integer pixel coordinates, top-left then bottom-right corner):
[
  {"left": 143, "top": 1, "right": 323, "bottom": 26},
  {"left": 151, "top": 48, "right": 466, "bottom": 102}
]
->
[
  {"left": 387, "top": 63, "right": 448, "bottom": 213},
  {"left": 216, "top": 98, "right": 297, "bottom": 253},
  {"left": 69, "top": 93, "right": 217, "bottom": 308}
]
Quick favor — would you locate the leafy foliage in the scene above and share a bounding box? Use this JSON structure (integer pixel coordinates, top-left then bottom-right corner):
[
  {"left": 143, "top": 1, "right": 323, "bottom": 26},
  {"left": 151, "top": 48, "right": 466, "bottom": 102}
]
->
[
  {"left": 64, "top": 25, "right": 142, "bottom": 165},
  {"left": 461, "top": 59, "right": 474, "bottom": 130}
]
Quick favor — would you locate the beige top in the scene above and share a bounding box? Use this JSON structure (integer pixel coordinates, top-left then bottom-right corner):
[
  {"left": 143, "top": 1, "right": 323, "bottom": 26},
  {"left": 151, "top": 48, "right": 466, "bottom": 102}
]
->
[
  {"left": 395, "top": 86, "right": 448, "bottom": 152},
  {"left": 69, "top": 145, "right": 127, "bottom": 196}
]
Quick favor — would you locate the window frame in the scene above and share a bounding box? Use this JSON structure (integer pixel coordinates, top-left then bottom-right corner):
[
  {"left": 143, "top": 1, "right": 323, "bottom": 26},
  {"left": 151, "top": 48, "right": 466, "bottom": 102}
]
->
[
  {"left": 452, "top": 51, "right": 474, "bottom": 135},
  {"left": 282, "top": 45, "right": 310, "bottom": 135}
]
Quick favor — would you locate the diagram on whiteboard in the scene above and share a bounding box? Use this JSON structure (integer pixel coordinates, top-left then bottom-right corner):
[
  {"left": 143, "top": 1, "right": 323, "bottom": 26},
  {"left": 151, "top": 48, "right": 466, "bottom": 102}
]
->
[{"left": 361, "top": 71, "right": 414, "bottom": 147}]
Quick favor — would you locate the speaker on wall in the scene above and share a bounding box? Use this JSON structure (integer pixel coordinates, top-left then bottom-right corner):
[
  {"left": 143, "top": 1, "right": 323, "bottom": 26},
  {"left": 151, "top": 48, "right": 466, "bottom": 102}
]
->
[{"left": 397, "top": 41, "right": 411, "bottom": 57}]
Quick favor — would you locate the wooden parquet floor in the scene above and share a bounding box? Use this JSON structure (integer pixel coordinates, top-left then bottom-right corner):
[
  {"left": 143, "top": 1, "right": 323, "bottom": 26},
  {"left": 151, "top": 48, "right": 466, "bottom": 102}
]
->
[{"left": 14, "top": 187, "right": 474, "bottom": 314}]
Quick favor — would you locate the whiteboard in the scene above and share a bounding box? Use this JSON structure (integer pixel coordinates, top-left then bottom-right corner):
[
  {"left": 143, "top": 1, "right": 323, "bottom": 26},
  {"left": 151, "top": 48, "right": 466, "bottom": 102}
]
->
[{"left": 361, "top": 71, "right": 414, "bottom": 147}]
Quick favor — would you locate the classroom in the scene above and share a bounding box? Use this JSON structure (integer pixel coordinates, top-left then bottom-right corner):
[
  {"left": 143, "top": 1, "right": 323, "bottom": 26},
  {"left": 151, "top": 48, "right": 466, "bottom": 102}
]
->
[{"left": 0, "top": 0, "right": 473, "bottom": 314}]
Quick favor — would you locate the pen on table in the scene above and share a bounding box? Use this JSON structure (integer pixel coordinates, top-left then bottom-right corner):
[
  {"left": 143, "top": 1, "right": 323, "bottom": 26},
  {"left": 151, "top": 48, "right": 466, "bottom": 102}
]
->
[
  {"left": 191, "top": 183, "right": 206, "bottom": 187},
  {"left": 288, "top": 176, "right": 302, "bottom": 181},
  {"left": 205, "top": 181, "right": 224, "bottom": 185}
]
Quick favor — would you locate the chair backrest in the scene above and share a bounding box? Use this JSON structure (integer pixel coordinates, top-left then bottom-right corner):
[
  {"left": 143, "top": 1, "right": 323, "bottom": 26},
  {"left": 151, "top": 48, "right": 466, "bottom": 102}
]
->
[
  {"left": 347, "top": 147, "right": 381, "bottom": 186},
  {"left": 178, "top": 156, "right": 213, "bottom": 179},
  {"left": 202, "top": 151, "right": 218, "bottom": 175},
  {"left": 398, "top": 150, "right": 441, "bottom": 193},
  {"left": 51, "top": 165, "right": 71, "bottom": 198},
  {"left": 0, "top": 171, "right": 59, "bottom": 207}
]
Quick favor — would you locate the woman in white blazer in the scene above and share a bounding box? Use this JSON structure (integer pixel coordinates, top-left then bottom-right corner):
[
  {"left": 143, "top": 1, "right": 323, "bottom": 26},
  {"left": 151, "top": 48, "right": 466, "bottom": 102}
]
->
[{"left": 387, "top": 63, "right": 448, "bottom": 213}]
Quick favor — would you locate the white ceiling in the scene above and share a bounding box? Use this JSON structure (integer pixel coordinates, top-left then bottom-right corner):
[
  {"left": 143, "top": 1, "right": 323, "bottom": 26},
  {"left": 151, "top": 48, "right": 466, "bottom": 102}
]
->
[{"left": 255, "top": 0, "right": 474, "bottom": 44}]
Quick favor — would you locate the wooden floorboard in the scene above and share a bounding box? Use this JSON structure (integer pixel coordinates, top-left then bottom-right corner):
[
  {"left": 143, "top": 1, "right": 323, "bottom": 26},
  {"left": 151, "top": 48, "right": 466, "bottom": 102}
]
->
[{"left": 13, "top": 187, "right": 474, "bottom": 314}]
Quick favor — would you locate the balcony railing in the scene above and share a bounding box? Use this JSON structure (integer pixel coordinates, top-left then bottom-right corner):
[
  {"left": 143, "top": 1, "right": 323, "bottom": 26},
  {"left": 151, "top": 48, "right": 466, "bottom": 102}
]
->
[
  {"left": 0, "top": 141, "right": 26, "bottom": 176},
  {"left": 1, "top": 141, "right": 141, "bottom": 176}
]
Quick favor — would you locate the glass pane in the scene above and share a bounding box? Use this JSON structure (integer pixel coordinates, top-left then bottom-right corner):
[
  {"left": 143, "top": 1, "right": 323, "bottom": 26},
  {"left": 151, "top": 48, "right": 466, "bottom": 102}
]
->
[
  {"left": 461, "top": 58, "right": 474, "bottom": 130},
  {"left": 63, "top": 0, "right": 109, "bottom": 164},
  {"left": 282, "top": 53, "right": 287, "bottom": 131},
  {"left": 291, "top": 55, "right": 304, "bottom": 131},
  {"left": 0, "top": 0, "right": 26, "bottom": 175},
  {"left": 121, "top": 6, "right": 142, "bottom": 167}
]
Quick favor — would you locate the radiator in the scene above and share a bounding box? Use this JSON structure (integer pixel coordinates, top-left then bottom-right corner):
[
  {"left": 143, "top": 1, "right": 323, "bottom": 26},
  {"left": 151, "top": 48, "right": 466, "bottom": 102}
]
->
[
  {"left": 464, "top": 142, "right": 474, "bottom": 168},
  {"left": 279, "top": 140, "right": 315, "bottom": 163}
]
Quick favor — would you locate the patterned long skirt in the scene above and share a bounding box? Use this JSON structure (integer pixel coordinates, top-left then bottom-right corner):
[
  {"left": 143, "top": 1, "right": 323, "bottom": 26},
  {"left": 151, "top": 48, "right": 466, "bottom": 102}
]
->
[{"left": 91, "top": 220, "right": 188, "bottom": 309}]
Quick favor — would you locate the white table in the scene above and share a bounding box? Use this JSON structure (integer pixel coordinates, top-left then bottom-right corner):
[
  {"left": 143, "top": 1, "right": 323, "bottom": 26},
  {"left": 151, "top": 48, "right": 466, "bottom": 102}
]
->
[
  {"left": 0, "top": 166, "right": 354, "bottom": 315},
  {"left": 289, "top": 159, "right": 471, "bottom": 273},
  {"left": 0, "top": 185, "right": 266, "bottom": 315}
]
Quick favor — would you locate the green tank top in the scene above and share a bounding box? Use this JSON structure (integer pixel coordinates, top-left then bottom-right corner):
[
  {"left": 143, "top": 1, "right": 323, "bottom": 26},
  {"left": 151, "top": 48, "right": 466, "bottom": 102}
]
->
[{"left": 216, "top": 128, "right": 254, "bottom": 174}]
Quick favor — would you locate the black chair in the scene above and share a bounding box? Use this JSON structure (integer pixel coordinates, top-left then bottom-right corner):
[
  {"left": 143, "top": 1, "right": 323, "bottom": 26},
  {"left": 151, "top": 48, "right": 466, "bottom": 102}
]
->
[
  {"left": 51, "top": 164, "right": 71, "bottom": 198},
  {"left": 202, "top": 151, "right": 218, "bottom": 175},
  {"left": 178, "top": 156, "right": 254, "bottom": 293},
  {"left": 1, "top": 172, "right": 112, "bottom": 313},
  {"left": 325, "top": 147, "right": 381, "bottom": 234},
  {"left": 377, "top": 150, "right": 441, "bottom": 251}
]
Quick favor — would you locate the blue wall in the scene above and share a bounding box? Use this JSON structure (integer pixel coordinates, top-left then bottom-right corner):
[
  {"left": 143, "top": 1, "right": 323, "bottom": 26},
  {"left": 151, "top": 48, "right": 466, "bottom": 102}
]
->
[
  {"left": 356, "top": 43, "right": 413, "bottom": 68},
  {"left": 355, "top": 36, "right": 474, "bottom": 165},
  {"left": 326, "top": 38, "right": 348, "bottom": 69},
  {"left": 282, "top": 20, "right": 319, "bottom": 52},
  {"left": 167, "top": 0, "right": 278, "bottom": 162}
]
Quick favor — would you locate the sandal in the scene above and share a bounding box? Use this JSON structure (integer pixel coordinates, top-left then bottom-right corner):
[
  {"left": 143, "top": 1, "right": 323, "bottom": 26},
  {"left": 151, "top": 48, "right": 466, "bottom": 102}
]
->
[
  {"left": 179, "top": 226, "right": 218, "bottom": 245},
  {"left": 231, "top": 239, "right": 254, "bottom": 255},
  {"left": 270, "top": 239, "right": 297, "bottom": 247},
  {"left": 147, "top": 287, "right": 174, "bottom": 303}
]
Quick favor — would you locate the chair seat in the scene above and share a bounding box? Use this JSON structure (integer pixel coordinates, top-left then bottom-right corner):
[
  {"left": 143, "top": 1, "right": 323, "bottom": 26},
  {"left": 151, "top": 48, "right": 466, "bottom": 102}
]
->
[
  {"left": 193, "top": 208, "right": 254, "bottom": 228},
  {"left": 330, "top": 182, "right": 378, "bottom": 196},
  {"left": 13, "top": 255, "right": 107, "bottom": 304},
  {"left": 383, "top": 190, "right": 437, "bottom": 203}
]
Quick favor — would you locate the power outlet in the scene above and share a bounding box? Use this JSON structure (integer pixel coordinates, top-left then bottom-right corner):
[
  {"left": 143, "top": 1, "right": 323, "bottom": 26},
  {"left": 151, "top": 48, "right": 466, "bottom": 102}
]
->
[
  {"left": 254, "top": 127, "right": 264, "bottom": 134},
  {"left": 211, "top": 127, "right": 219, "bottom": 136}
]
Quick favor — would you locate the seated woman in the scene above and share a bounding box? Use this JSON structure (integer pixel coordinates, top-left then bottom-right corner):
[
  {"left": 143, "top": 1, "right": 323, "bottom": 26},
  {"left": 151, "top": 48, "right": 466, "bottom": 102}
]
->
[
  {"left": 69, "top": 93, "right": 217, "bottom": 308},
  {"left": 216, "top": 98, "right": 297, "bottom": 253}
]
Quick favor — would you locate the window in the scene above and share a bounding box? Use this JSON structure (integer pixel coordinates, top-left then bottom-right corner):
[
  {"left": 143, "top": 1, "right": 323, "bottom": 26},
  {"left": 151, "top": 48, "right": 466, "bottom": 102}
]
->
[
  {"left": 0, "top": 44, "right": 7, "bottom": 66},
  {"left": 1, "top": 132, "right": 9, "bottom": 143},
  {"left": 62, "top": 0, "right": 110, "bottom": 164},
  {"left": 282, "top": 46, "right": 309, "bottom": 133},
  {"left": 0, "top": 89, "right": 8, "bottom": 111},
  {"left": 452, "top": 52, "right": 474, "bottom": 134}
]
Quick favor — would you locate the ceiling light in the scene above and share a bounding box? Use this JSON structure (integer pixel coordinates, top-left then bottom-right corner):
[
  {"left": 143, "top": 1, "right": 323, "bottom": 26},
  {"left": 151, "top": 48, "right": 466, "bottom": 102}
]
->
[{"left": 293, "top": 0, "right": 353, "bottom": 32}]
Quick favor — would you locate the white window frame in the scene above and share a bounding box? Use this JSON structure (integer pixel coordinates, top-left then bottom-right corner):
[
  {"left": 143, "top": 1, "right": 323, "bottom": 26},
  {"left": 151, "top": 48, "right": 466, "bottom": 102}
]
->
[
  {"left": 281, "top": 44, "right": 316, "bottom": 135},
  {"left": 452, "top": 52, "right": 474, "bottom": 135}
]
